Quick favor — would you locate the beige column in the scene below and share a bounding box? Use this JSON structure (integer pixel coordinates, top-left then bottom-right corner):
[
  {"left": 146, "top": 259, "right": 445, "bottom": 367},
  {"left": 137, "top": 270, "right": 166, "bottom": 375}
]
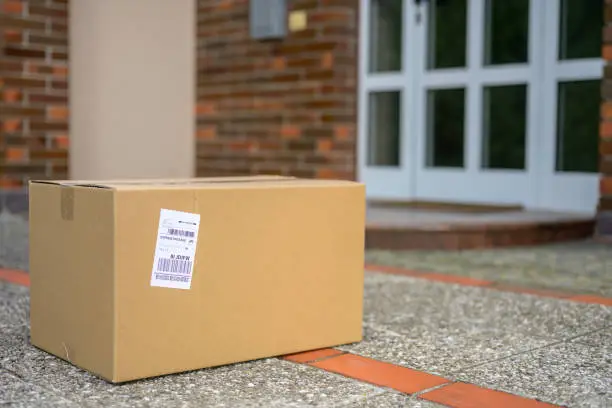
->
[{"left": 69, "top": 0, "right": 195, "bottom": 179}]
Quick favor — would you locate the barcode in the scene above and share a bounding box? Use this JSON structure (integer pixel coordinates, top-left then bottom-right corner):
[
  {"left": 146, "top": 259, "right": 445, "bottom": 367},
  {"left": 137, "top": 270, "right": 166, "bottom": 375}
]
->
[
  {"left": 167, "top": 228, "right": 194, "bottom": 238},
  {"left": 156, "top": 257, "right": 192, "bottom": 274},
  {"left": 154, "top": 273, "right": 189, "bottom": 283}
]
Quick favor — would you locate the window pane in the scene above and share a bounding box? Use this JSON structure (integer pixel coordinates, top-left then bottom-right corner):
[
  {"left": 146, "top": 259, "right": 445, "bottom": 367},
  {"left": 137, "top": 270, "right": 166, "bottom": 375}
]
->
[
  {"left": 427, "top": 0, "right": 467, "bottom": 69},
  {"left": 559, "top": 0, "right": 602, "bottom": 60},
  {"left": 556, "top": 81, "right": 599, "bottom": 173},
  {"left": 484, "top": 0, "right": 529, "bottom": 65},
  {"left": 426, "top": 88, "right": 465, "bottom": 168},
  {"left": 369, "top": 0, "right": 403, "bottom": 73},
  {"left": 367, "top": 91, "right": 401, "bottom": 167},
  {"left": 482, "top": 85, "right": 527, "bottom": 170}
]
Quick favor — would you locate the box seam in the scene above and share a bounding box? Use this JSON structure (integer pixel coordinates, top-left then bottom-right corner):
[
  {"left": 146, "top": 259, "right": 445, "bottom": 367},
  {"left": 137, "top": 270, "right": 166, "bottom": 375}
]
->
[{"left": 112, "top": 191, "right": 119, "bottom": 382}]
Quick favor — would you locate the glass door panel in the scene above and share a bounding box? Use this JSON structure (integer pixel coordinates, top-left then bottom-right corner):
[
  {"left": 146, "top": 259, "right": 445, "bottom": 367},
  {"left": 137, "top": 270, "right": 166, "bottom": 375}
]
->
[
  {"left": 555, "top": 80, "right": 600, "bottom": 173},
  {"left": 369, "top": 0, "right": 403, "bottom": 72},
  {"left": 426, "top": 0, "right": 467, "bottom": 69},
  {"left": 483, "top": 0, "right": 530, "bottom": 65},
  {"left": 367, "top": 92, "right": 402, "bottom": 167},
  {"left": 414, "top": 0, "right": 537, "bottom": 206},
  {"left": 425, "top": 88, "right": 466, "bottom": 168},
  {"left": 558, "top": 0, "right": 602, "bottom": 60},
  {"left": 481, "top": 84, "right": 528, "bottom": 170}
]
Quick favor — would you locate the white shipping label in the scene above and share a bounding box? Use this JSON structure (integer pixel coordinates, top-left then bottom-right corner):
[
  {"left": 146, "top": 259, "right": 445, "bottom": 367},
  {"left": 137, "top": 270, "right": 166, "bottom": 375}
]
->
[{"left": 150, "top": 209, "right": 201, "bottom": 290}]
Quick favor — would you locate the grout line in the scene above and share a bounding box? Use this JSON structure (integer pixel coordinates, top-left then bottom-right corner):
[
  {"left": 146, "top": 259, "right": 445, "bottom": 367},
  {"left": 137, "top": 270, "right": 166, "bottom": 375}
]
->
[
  {"left": 412, "top": 380, "right": 455, "bottom": 397},
  {"left": 365, "top": 263, "right": 612, "bottom": 307},
  {"left": 307, "top": 351, "right": 348, "bottom": 364},
  {"left": 449, "top": 325, "right": 612, "bottom": 375}
]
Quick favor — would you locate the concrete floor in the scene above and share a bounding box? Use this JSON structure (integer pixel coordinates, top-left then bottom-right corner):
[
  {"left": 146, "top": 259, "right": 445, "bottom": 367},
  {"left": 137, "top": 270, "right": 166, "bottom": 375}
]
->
[
  {"left": 1, "top": 210, "right": 611, "bottom": 407},
  {"left": 1, "top": 272, "right": 611, "bottom": 407}
]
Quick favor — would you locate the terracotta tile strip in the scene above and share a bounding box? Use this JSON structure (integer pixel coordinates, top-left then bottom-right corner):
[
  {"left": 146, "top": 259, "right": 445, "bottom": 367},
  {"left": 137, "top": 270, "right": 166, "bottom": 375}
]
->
[
  {"left": 0, "top": 268, "right": 30, "bottom": 287},
  {"left": 308, "top": 353, "right": 449, "bottom": 394},
  {"left": 282, "top": 348, "right": 344, "bottom": 363},
  {"left": 365, "top": 263, "right": 612, "bottom": 307},
  {"left": 285, "top": 350, "right": 560, "bottom": 407},
  {"left": 420, "top": 381, "right": 559, "bottom": 408},
  {"left": 567, "top": 294, "right": 612, "bottom": 306}
]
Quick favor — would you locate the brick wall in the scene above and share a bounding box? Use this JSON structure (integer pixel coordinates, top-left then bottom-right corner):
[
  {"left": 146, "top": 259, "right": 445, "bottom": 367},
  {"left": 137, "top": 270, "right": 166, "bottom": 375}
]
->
[
  {"left": 0, "top": 0, "right": 69, "bottom": 210},
  {"left": 196, "top": 0, "right": 358, "bottom": 180},
  {"left": 600, "top": 0, "right": 612, "bottom": 238}
]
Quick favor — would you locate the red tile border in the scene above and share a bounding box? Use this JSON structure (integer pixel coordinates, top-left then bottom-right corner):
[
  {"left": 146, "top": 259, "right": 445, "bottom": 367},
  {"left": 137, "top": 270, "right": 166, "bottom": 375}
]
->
[
  {"left": 283, "top": 350, "right": 560, "bottom": 407},
  {"left": 309, "top": 353, "right": 449, "bottom": 394},
  {"left": 282, "top": 348, "right": 344, "bottom": 363},
  {"left": 365, "top": 264, "right": 612, "bottom": 307},
  {"left": 419, "top": 272, "right": 492, "bottom": 287},
  {"left": 420, "top": 381, "right": 559, "bottom": 408},
  {"left": 0, "top": 268, "right": 30, "bottom": 287},
  {"left": 566, "top": 294, "right": 612, "bottom": 306}
]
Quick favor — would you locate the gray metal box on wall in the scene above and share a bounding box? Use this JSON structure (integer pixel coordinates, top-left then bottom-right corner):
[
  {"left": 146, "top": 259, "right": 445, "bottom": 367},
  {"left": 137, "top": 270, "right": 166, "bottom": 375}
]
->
[{"left": 249, "top": 0, "right": 287, "bottom": 40}]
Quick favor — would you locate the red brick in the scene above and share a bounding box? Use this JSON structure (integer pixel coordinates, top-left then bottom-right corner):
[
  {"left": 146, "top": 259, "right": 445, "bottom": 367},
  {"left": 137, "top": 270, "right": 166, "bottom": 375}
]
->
[
  {"left": 321, "top": 52, "right": 333, "bottom": 68},
  {"left": 2, "top": 89, "right": 21, "bottom": 103},
  {"left": 601, "top": 177, "right": 612, "bottom": 196},
  {"left": 602, "top": 140, "right": 612, "bottom": 156},
  {"left": 53, "top": 65, "right": 68, "bottom": 77},
  {"left": 1, "top": 1, "right": 23, "bottom": 14},
  {"left": 271, "top": 57, "right": 286, "bottom": 70},
  {"left": 54, "top": 135, "right": 69, "bottom": 149},
  {"left": 2, "top": 119, "right": 22, "bottom": 133},
  {"left": 196, "top": 102, "right": 216, "bottom": 115},
  {"left": 48, "top": 106, "right": 69, "bottom": 120},
  {"left": 197, "top": 127, "right": 216, "bottom": 140},
  {"left": 317, "top": 139, "right": 333, "bottom": 152},
  {"left": 601, "top": 122, "right": 612, "bottom": 138},
  {"left": 334, "top": 125, "right": 352, "bottom": 140},
  {"left": 5, "top": 147, "right": 28, "bottom": 162},
  {"left": 3, "top": 30, "right": 22, "bottom": 43},
  {"left": 602, "top": 102, "right": 612, "bottom": 119},
  {"left": 280, "top": 125, "right": 301, "bottom": 140}
]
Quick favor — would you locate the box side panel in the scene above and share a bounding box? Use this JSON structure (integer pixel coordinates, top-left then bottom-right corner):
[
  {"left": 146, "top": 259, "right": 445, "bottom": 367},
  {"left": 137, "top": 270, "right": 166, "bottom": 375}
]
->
[
  {"left": 113, "top": 184, "right": 365, "bottom": 382},
  {"left": 29, "top": 184, "right": 115, "bottom": 380}
]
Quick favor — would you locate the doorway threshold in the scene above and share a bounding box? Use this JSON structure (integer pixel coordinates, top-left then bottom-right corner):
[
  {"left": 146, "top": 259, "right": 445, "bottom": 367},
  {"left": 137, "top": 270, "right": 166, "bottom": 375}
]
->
[{"left": 366, "top": 202, "right": 595, "bottom": 250}]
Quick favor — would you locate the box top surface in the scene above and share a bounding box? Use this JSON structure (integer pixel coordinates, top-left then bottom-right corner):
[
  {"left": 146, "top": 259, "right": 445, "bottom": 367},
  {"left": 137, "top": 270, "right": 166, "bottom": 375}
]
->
[{"left": 30, "top": 176, "right": 362, "bottom": 191}]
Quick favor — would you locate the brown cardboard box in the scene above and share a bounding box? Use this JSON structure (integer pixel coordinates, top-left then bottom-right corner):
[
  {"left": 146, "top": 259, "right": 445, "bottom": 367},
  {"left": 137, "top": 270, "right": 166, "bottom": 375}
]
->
[{"left": 29, "top": 176, "right": 365, "bottom": 383}]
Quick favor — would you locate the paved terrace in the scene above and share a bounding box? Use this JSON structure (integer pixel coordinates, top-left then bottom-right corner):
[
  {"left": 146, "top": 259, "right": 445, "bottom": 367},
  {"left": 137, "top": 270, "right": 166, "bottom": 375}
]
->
[{"left": 1, "top": 210, "right": 611, "bottom": 407}]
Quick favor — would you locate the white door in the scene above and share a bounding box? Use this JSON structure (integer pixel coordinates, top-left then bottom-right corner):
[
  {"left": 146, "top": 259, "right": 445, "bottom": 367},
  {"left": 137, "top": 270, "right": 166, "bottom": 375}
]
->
[{"left": 358, "top": 0, "right": 602, "bottom": 213}]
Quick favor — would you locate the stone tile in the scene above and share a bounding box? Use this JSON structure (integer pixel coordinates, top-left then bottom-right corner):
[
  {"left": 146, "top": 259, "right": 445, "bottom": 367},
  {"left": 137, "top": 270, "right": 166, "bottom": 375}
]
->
[
  {"left": 366, "top": 240, "right": 612, "bottom": 296},
  {"left": 0, "top": 210, "right": 30, "bottom": 271},
  {"left": 570, "top": 328, "right": 612, "bottom": 349},
  {"left": 360, "top": 273, "right": 611, "bottom": 339},
  {"left": 454, "top": 343, "right": 612, "bottom": 408},
  {"left": 338, "top": 391, "right": 446, "bottom": 407},
  {"left": 0, "top": 370, "right": 79, "bottom": 408},
  {"left": 339, "top": 274, "right": 611, "bottom": 376}
]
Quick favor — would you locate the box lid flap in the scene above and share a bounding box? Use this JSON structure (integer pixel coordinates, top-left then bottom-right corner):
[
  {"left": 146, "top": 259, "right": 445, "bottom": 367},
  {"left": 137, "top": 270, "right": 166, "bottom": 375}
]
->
[{"left": 29, "top": 175, "right": 298, "bottom": 190}]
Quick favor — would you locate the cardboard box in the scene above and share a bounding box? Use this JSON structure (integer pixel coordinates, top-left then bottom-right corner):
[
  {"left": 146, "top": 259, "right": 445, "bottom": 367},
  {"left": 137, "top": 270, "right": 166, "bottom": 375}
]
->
[{"left": 29, "top": 176, "right": 365, "bottom": 383}]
